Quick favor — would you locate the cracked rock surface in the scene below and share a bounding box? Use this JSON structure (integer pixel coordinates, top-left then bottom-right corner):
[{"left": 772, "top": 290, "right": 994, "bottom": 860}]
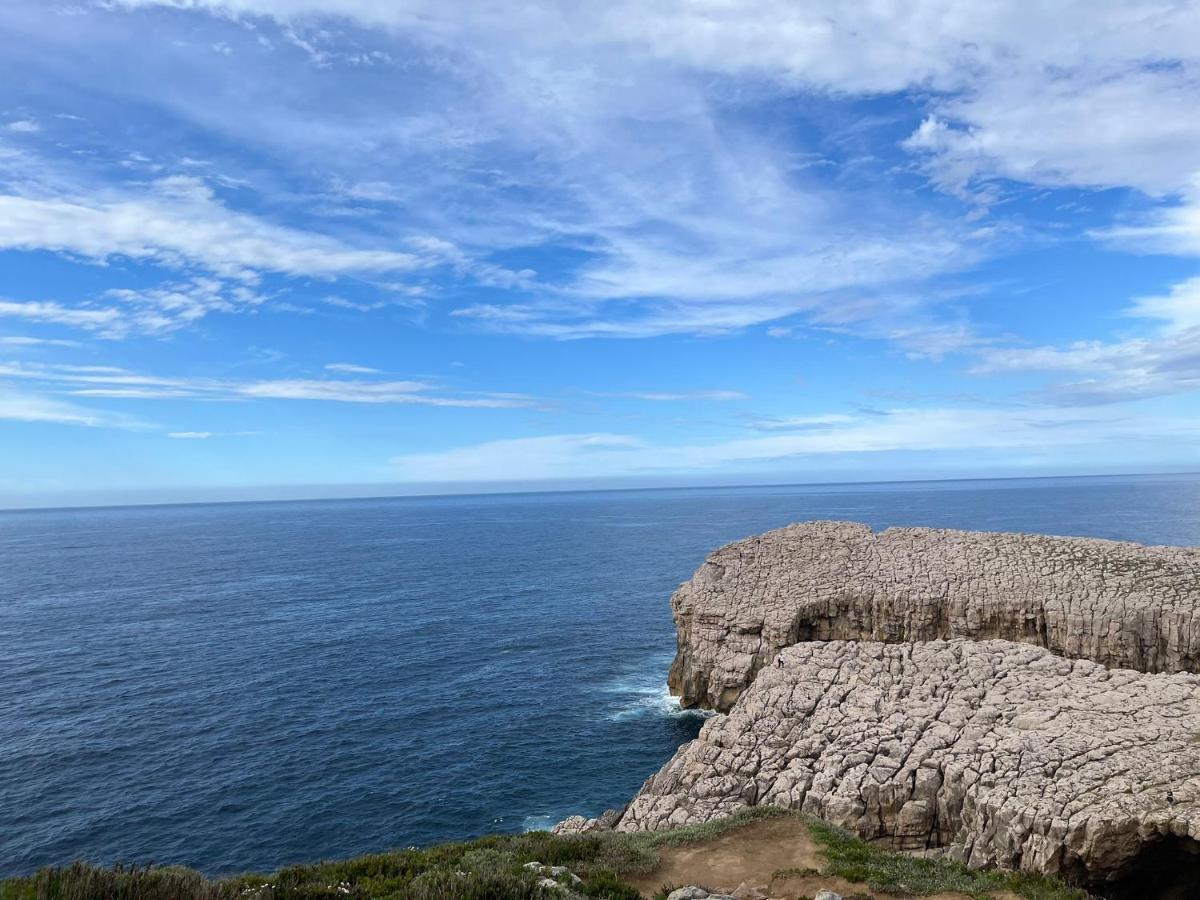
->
[
  {"left": 668, "top": 521, "right": 1200, "bottom": 711},
  {"left": 621, "top": 639, "right": 1200, "bottom": 883}
]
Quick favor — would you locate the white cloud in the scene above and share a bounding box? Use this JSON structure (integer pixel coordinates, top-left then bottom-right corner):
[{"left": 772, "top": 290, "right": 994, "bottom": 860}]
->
[
  {"left": 0, "top": 298, "right": 121, "bottom": 330},
  {"left": 108, "top": 2, "right": 1199, "bottom": 97},
  {"left": 234, "top": 378, "right": 526, "bottom": 406},
  {"left": 1095, "top": 188, "right": 1200, "bottom": 258},
  {"left": 0, "top": 360, "right": 537, "bottom": 408},
  {"left": 742, "top": 414, "right": 858, "bottom": 432},
  {"left": 0, "top": 176, "right": 437, "bottom": 280},
  {"left": 1127, "top": 276, "right": 1200, "bottom": 332},
  {"left": 167, "top": 430, "right": 258, "bottom": 438},
  {"left": 0, "top": 384, "right": 145, "bottom": 427},
  {"left": 324, "top": 362, "right": 382, "bottom": 374},
  {"left": 5, "top": 120, "right": 41, "bottom": 134},
  {"left": 387, "top": 406, "right": 1200, "bottom": 482},
  {"left": 29, "top": 0, "right": 1200, "bottom": 348},
  {"left": 905, "top": 67, "right": 1200, "bottom": 199},
  {"left": 0, "top": 335, "right": 81, "bottom": 347},
  {"left": 971, "top": 277, "right": 1200, "bottom": 404},
  {"left": 595, "top": 390, "right": 750, "bottom": 402},
  {"left": 102, "top": 277, "right": 265, "bottom": 335},
  {"left": 79, "top": 1, "right": 986, "bottom": 341}
]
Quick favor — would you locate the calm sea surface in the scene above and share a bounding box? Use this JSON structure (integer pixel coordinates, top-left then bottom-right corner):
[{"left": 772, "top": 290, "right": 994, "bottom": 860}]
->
[{"left": 3, "top": 474, "right": 1200, "bottom": 876}]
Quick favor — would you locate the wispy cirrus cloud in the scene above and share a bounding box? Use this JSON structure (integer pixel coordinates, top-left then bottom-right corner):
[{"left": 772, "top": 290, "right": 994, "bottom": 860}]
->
[
  {"left": 0, "top": 335, "right": 81, "bottom": 347},
  {"left": 5, "top": 0, "right": 993, "bottom": 345},
  {"left": 21, "top": 0, "right": 1195, "bottom": 352},
  {"left": 1094, "top": 188, "right": 1200, "bottom": 258},
  {"left": 0, "top": 299, "right": 122, "bottom": 331},
  {"left": 388, "top": 405, "right": 1200, "bottom": 482},
  {"left": 0, "top": 360, "right": 537, "bottom": 408},
  {"left": 971, "top": 277, "right": 1200, "bottom": 405},
  {"left": 0, "top": 278, "right": 270, "bottom": 341},
  {"left": 324, "top": 362, "right": 382, "bottom": 374},
  {"left": 741, "top": 414, "right": 858, "bottom": 432},
  {"left": 0, "top": 384, "right": 147, "bottom": 428},
  {"left": 167, "top": 430, "right": 258, "bottom": 438},
  {"left": 6, "top": 0, "right": 1199, "bottom": 351},
  {"left": 590, "top": 390, "right": 750, "bottom": 402},
  {"left": 0, "top": 176, "right": 436, "bottom": 280}
]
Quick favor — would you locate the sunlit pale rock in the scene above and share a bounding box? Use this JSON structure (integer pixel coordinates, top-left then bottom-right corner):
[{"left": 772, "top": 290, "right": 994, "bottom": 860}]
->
[
  {"left": 623, "top": 639, "right": 1200, "bottom": 884},
  {"left": 668, "top": 521, "right": 1200, "bottom": 711}
]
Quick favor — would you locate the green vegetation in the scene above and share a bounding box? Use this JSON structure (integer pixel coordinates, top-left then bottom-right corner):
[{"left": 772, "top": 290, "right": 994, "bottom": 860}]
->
[
  {"left": 809, "top": 819, "right": 1089, "bottom": 900},
  {"left": 1, "top": 809, "right": 1088, "bottom": 900}
]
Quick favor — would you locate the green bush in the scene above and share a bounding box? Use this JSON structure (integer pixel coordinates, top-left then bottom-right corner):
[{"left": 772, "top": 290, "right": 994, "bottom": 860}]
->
[{"left": 575, "top": 868, "right": 642, "bottom": 899}]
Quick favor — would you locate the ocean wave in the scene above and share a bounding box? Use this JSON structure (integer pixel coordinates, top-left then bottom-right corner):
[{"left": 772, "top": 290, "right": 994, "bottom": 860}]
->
[{"left": 600, "top": 664, "right": 716, "bottom": 722}]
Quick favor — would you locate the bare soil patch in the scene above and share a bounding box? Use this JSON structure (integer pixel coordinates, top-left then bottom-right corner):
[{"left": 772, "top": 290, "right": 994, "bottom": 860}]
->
[{"left": 626, "top": 816, "right": 1015, "bottom": 900}]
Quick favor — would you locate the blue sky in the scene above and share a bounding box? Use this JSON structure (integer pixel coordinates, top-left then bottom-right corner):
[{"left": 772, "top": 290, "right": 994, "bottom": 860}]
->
[{"left": 2, "top": 1, "right": 1199, "bottom": 506}]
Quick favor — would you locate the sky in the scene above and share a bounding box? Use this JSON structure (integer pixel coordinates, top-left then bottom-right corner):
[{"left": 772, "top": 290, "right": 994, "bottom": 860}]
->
[{"left": 1, "top": 1, "right": 1200, "bottom": 507}]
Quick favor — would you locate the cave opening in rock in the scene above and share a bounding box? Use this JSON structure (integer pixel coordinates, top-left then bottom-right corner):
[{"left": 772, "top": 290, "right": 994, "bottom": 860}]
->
[{"left": 1092, "top": 835, "right": 1200, "bottom": 900}]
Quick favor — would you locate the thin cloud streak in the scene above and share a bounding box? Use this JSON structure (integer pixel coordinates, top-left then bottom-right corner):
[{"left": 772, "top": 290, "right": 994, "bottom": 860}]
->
[
  {"left": 0, "top": 361, "right": 538, "bottom": 408},
  {"left": 0, "top": 384, "right": 148, "bottom": 428},
  {"left": 590, "top": 390, "right": 750, "bottom": 402}
]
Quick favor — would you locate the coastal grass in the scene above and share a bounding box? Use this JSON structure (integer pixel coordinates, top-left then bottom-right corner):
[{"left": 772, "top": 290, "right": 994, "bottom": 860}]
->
[
  {"left": 808, "top": 819, "right": 1089, "bottom": 900},
  {"left": 1, "top": 808, "right": 1088, "bottom": 900}
]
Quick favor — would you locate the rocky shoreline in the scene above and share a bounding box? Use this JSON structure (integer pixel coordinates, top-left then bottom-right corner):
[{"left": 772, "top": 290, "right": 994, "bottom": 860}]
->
[{"left": 557, "top": 522, "right": 1200, "bottom": 896}]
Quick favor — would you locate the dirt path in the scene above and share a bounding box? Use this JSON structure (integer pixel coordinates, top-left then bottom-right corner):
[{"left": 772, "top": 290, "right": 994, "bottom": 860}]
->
[{"left": 625, "top": 817, "right": 1015, "bottom": 900}]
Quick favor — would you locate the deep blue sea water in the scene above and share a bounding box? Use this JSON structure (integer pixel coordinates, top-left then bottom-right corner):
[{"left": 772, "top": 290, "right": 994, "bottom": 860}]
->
[{"left": 3, "top": 474, "right": 1200, "bottom": 877}]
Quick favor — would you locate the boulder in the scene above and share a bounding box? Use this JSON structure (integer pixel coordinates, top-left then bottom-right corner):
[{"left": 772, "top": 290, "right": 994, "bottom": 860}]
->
[{"left": 550, "top": 815, "right": 596, "bottom": 835}]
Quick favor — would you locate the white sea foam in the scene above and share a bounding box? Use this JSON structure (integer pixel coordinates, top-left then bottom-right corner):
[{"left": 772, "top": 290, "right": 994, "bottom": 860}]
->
[
  {"left": 520, "top": 814, "right": 559, "bottom": 832},
  {"left": 601, "top": 662, "right": 715, "bottom": 722}
]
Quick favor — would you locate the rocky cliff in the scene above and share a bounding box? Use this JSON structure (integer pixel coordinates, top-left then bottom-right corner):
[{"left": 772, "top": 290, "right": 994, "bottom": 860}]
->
[
  {"left": 623, "top": 639, "right": 1200, "bottom": 886},
  {"left": 557, "top": 522, "right": 1200, "bottom": 893},
  {"left": 668, "top": 522, "right": 1200, "bottom": 712}
]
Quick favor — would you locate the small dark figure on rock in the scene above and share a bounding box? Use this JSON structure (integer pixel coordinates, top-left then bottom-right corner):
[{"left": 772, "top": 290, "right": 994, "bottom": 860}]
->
[{"left": 1167, "top": 790, "right": 1176, "bottom": 805}]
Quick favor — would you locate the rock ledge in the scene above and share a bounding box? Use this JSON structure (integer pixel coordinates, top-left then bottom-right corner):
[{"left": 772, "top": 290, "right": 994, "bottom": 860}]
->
[{"left": 668, "top": 521, "right": 1200, "bottom": 711}]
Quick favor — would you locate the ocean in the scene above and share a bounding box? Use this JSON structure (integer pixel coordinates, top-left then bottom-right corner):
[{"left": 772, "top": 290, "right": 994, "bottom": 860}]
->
[{"left": 3, "top": 474, "right": 1199, "bottom": 877}]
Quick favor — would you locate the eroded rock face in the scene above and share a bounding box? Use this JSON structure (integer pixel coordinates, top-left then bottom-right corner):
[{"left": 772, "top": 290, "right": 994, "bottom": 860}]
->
[
  {"left": 622, "top": 639, "right": 1200, "bottom": 884},
  {"left": 669, "top": 522, "right": 1200, "bottom": 711}
]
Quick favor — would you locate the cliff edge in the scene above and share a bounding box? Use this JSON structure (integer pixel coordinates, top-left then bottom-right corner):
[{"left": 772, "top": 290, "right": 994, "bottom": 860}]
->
[{"left": 668, "top": 521, "right": 1200, "bottom": 712}]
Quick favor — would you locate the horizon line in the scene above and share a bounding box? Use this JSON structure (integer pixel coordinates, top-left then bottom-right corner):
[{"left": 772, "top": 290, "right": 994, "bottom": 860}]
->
[{"left": 4, "top": 468, "right": 1198, "bottom": 515}]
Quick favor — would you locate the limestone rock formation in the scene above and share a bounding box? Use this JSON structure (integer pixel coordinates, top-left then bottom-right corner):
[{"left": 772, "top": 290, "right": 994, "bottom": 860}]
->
[
  {"left": 622, "top": 639, "right": 1200, "bottom": 886},
  {"left": 550, "top": 807, "right": 623, "bottom": 835},
  {"left": 668, "top": 522, "right": 1200, "bottom": 711}
]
